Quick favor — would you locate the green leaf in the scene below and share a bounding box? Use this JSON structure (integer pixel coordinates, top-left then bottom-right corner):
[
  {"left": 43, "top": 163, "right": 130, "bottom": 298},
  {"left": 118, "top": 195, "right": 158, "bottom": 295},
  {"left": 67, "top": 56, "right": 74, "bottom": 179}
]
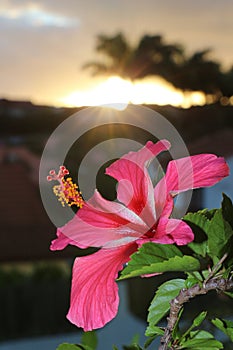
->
[
  {"left": 130, "top": 334, "right": 140, "bottom": 344},
  {"left": 144, "top": 335, "right": 158, "bottom": 349},
  {"left": 179, "top": 330, "right": 223, "bottom": 349},
  {"left": 180, "top": 311, "right": 208, "bottom": 344},
  {"left": 223, "top": 319, "right": 233, "bottom": 328},
  {"left": 112, "top": 346, "right": 119, "bottom": 350},
  {"left": 172, "top": 308, "right": 184, "bottom": 341},
  {"left": 184, "top": 212, "right": 209, "bottom": 233},
  {"left": 122, "top": 334, "right": 142, "bottom": 350},
  {"left": 207, "top": 210, "right": 233, "bottom": 259},
  {"left": 221, "top": 266, "right": 232, "bottom": 279},
  {"left": 146, "top": 278, "right": 185, "bottom": 334},
  {"left": 57, "top": 332, "right": 97, "bottom": 350},
  {"left": 180, "top": 338, "right": 223, "bottom": 349},
  {"left": 224, "top": 291, "right": 233, "bottom": 298},
  {"left": 145, "top": 325, "right": 164, "bottom": 337},
  {"left": 123, "top": 345, "right": 142, "bottom": 350},
  {"left": 81, "top": 331, "right": 97, "bottom": 350},
  {"left": 185, "top": 272, "right": 203, "bottom": 288},
  {"left": 188, "top": 241, "right": 208, "bottom": 258},
  {"left": 119, "top": 243, "right": 200, "bottom": 280},
  {"left": 184, "top": 212, "right": 209, "bottom": 257},
  {"left": 200, "top": 208, "right": 217, "bottom": 220},
  {"left": 56, "top": 340, "right": 94, "bottom": 350},
  {"left": 221, "top": 193, "right": 233, "bottom": 229},
  {"left": 192, "top": 311, "right": 208, "bottom": 327},
  {"left": 211, "top": 318, "right": 233, "bottom": 342},
  {"left": 184, "top": 204, "right": 233, "bottom": 261},
  {"left": 56, "top": 344, "right": 83, "bottom": 350}
]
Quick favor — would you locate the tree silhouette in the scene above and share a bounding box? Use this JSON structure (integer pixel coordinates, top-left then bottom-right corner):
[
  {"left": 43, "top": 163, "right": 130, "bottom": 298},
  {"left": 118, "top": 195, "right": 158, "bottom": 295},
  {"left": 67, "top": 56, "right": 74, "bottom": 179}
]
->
[
  {"left": 83, "top": 33, "right": 185, "bottom": 81},
  {"left": 172, "top": 49, "right": 223, "bottom": 93},
  {"left": 125, "top": 35, "right": 185, "bottom": 81},
  {"left": 83, "top": 33, "right": 131, "bottom": 77},
  {"left": 83, "top": 32, "right": 233, "bottom": 98},
  {"left": 219, "top": 66, "right": 233, "bottom": 97}
]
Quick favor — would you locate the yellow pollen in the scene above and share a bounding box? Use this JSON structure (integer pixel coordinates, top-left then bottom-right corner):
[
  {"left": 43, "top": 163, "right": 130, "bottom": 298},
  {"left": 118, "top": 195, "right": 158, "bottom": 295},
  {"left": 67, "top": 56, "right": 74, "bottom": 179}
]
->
[{"left": 47, "top": 166, "right": 84, "bottom": 208}]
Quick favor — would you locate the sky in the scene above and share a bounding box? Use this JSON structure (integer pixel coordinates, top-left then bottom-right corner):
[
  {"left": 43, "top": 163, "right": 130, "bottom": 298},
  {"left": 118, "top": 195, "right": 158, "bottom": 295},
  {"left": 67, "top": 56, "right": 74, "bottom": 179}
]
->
[{"left": 0, "top": 0, "right": 233, "bottom": 107}]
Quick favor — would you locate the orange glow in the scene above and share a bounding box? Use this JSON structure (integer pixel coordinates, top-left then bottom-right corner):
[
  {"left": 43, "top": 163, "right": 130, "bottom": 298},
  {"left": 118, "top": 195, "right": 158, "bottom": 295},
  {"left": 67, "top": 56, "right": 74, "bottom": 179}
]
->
[{"left": 57, "top": 75, "right": 207, "bottom": 109}]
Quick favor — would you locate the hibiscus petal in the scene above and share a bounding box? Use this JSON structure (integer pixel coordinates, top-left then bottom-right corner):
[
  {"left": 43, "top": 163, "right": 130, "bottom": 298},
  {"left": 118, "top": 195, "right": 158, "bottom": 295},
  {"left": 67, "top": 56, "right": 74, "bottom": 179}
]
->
[
  {"left": 67, "top": 243, "right": 137, "bottom": 331},
  {"left": 154, "top": 154, "right": 229, "bottom": 219},
  {"left": 123, "top": 139, "right": 171, "bottom": 168},
  {"left": 152, "top": 217, "right": 194, "bottom": 245},
  {"left": 154, "top": 182, "right": 174, "bottom": 219},
  {"left": 106, "top": 140, "right": 170, "bottom": 223},
  {"left": 50, "top": 229, "right": 77, "bottom": 251},
  {"left": 51, "top": 190, "right": 148, "bottom": 250},
  {"left": 163, "top": 154, "right": 229, "bottom": 195}
]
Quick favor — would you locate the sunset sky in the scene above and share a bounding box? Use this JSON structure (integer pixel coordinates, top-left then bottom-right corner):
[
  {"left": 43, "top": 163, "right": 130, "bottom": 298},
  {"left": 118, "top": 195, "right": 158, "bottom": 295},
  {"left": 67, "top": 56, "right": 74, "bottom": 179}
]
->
[{"left": 1, "top": 0, "right": 233, "bottom": 107}]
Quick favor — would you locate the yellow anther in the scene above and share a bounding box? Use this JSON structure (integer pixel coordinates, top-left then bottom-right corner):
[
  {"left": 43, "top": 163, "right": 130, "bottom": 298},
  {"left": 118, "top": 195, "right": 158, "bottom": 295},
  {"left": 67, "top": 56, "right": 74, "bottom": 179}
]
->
[{"left": 47, "top": 166, "right": 84, "bottom": 208}]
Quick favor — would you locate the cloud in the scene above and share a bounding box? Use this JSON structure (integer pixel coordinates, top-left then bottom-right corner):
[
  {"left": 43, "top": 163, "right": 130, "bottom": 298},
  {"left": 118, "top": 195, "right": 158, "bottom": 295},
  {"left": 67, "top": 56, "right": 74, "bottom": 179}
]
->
[{"left": 0, "top": 2, "right": 80, "bottom": 28}]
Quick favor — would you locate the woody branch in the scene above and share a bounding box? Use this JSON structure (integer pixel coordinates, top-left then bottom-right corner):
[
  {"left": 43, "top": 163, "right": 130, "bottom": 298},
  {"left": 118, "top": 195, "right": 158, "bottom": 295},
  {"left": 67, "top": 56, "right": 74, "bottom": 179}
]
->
[{"left": 159, "top": 277, "right": 233, "bottom": 350}]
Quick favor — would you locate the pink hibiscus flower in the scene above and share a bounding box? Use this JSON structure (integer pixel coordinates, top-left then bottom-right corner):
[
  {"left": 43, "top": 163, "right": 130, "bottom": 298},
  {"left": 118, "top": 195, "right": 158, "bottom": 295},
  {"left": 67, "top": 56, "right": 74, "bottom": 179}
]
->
[{"left": 48, "top": 140, "right": 229, "bottom": 331}]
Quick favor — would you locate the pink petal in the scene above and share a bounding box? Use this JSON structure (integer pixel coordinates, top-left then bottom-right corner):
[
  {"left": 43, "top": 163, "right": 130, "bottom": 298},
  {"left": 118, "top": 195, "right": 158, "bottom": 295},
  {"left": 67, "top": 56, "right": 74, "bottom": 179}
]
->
[
  {"left": 67, "top": 243, "right": 137, "bottom": 331},
  {"left": 50, "top": 229, "right": 77, "bottom": 251},
  {"left": 154, "top": 154, "right": 229, "bottom": 219},
  {"left": 153, "top": 217, "right": 194, "bottom": 245},
  {"left": 154, "top": 187, "right": 174, "bottom": 220},
  {"left": 163, "top": 154, "right": 229, "bottom": 195},
  {"left": 51, "top": 190, "right": 148, "bottom": 250},
  {"left": 106, "top": 140, "right": 170, "bottom": 223},
  {"left": 125, "top": 139, "right": 171, "bottom": 167}
]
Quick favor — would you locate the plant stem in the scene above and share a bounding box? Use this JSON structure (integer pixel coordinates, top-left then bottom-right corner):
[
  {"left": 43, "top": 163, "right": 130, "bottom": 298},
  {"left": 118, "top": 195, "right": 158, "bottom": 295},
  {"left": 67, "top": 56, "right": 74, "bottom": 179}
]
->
[
  {"left": 158, "top": 277, "right": 233, "bottom": 350},
  {"left": 203, "top": 253, "right": 228, "bottom": 285}
]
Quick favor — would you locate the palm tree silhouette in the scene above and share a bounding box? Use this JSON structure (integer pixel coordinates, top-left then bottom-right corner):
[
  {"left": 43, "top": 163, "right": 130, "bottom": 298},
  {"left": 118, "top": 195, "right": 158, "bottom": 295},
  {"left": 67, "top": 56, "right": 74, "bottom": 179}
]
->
[
  {"left": 173, "top": 49, "right": 222, "bottom": 93},
  {"left": 83, "top": 33, "right": 131, "bottom": 77},
  {"left": 83, "top": 32, "right": 233, "bottom": 99}
]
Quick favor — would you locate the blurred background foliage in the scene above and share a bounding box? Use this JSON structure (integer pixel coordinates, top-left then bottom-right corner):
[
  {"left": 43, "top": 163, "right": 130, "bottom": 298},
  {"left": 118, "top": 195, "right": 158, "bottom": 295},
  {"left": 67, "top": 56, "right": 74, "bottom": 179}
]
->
[{"left": 0, "top": 262, "right": 77, "bottom": 340}]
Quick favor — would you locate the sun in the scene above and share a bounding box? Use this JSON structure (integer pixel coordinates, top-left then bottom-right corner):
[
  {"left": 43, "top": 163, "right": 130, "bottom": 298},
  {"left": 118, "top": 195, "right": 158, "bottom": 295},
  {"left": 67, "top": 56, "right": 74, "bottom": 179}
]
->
[
  {"left": 59, "top": 76, "right": 132, "bottom": 110},
  {"left": 58, "top": 75, "right": 206, "bottom": 109}
]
